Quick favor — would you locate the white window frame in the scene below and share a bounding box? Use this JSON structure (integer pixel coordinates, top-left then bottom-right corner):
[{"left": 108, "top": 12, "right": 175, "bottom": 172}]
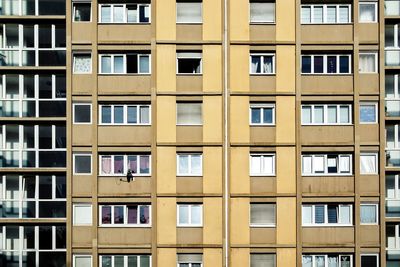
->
[
  {"left": 73, "top": 103, "right": 92, "bottom": 124},
  {"left": 177, "top": 204, "right": 203, "bottom": 227},
  {"left": 359, "top": 102, "right": 378, "bottom": 124},
  {"left": 301, "top": 54, "right": 352, "bottom": 74},
  {"left": 73, "top": 1, "right": 92, "bottom": 22},
  {"left": 360, "top": 152, "right": 378, "bottom": 175},
  {"left": 302, "top": 254, "right": 353, "bottom": 267},
  {"left": 99, "top": 154, "right": 151, "bottom": 176},
  {"left": 176, "top": 153, "right": 203, "bottom": 176},
  {"left": 98, "top": 3, "right": 151, "bottom": 23},
  {"left": 249, "top": 53, "right": 276, "bottom": 74},
  {"left": 359, "top": 2, "right": 378, "bottom": 23},
  {"left": 73, "top": 52, "right": 92, "bottom": 74},
  {"left": 302, "top": 204, "right": 353, "bottom": 226},
  {"left": 386, "top": 74, "right": 400, "bottom": 102},
  {"left": 176, "top": 52, "right": 203, "bottom": 74},
  {"left": 387, "top": 174, "right": 400, "bottom": 200},
  {"left": 74, "top": 255, "right": 93, "bottom": 267},
  {"left": 249, "top": 153, "right": 276, "bottom": 176},
  {"left": 176, "top": 2, "right": 203, "bottom": 24},
  {"left": 98, "top": 53, "right": 151, "bottom": 74},
  {"left": 301, "top": 104, "right": 352, "bottom": 125},
  {"left": 73, "top": 203, "right": 93, "bottom": 226},
  {"left": 98, "top": 204, "right": 152, "bottom": 227},
  {"left": 386, "top": 24, "right": 400, "bottom": 49},
  {"left": 99, "top": 255, "right": 152, "bottom": 267},
  {"left": 360, "top": 254, "right": 379, "bottom": 267},
  {"left": 360, "top": 203, "right": 379, "bottom": 225},
  {"left": 300, "top": 4, "right": 352, "bottom": 24},
  {"left": 359, "top": 52, "right": 378, "bottom": 73},
  {"left": 301, "top": 154, "right": 352, "bottom": 176},
  {"left": 249, "top": 103, "right": 275, "bottom": 125},
  {"left": 387, "top": 224, "right": 400, "bottom": 250},
  {"left": 99, "top": 104, "right": 151, "bottom": 125},
  {"left": 73, "top": 153, "right": 92, "bottom": 175},
  {"left": 176, "top": 102, "right": 203, "bottom": 126},
  {"left": 249, "top": 2, "right": 276, "bottom": 24},
  {"left": 249, "top": 203, "right": 276, "bottom": 227}
]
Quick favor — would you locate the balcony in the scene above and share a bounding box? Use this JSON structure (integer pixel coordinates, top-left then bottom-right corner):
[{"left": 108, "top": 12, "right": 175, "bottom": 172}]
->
[
  {"left": 386, "top": 50, "right": 400, "bottom": 67},
  {"left": 386, "top": 0, "right": 400, "bottom": 16}
]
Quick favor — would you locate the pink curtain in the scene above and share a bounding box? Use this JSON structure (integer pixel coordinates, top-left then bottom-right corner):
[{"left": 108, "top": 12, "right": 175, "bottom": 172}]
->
[
  {"left": 101, "top": 156, "right": 112, "bottom": 174},
  {"left": 140, "top": 155, "right": 150, "bottom": 174}
]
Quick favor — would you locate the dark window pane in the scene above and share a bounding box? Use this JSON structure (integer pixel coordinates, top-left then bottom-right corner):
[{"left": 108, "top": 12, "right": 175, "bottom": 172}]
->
[
  {"left": 39, "top": 176, "right": 52, "bottom": 199},
  {"left": 361, "top": 255, "right": 377, "bottom": 267},
  {"left": 55, "top": 175, "right": 66, "bottom": 198},
  {"left": 55, "top": 25, "right": 66, "bottom": 47},
  {"left": 21, "top": 201, "right": 35, "bottom": 218},
  {"left": 314, "top": 56, "right": 324, "bottom": 73},
  {"left": 339, "top": 56, "right": 349, "bottom": 73},
  {"left": 39, "top": 201, "right": 66, "bottom": 218},
  {"left": 302, "top": 56, "right": 311, "bottom": 73},
  {"left": 327, "top": 56, "right": 337, "bottom": 73},
  {"left": 39, "top": 75, "right": 52, "bottom": 99},
  {"left": 74, "top": 104, "right": 91, "bottom": 123},
  {"left": 55, "top": 226, "right": 66, "bottom": 249},
  {"left": 39, "top": 252, "right": 66, "bottom": 267},
  {"left": 55, "top": 125, "right": 66, "bottom": 148},
  {"left": 74, "top": 3, "right": 91, "bottom": 21},
  {"left": 39, "top": 51, "right": 66, "bottom": 66},
  {"left": 127, "top": 54, "right": 138, "bottom": 73},
  {"left": 263, "top": 108, "right": 273, "bottom": 123},
  {"left": 251, "top": 108, "right": 261, "bottom": 123},
  {"left": 39, "top": 101, "right": 66, "bottom": 117},
  {"left": 327, "top": 205, "right": 338, "bottom": 223},
  {"left": 22, "top": 251, "right": 36, "bottom": 267},
  {"left": 102, "top": 206, "right": 112, "bottom": 224},
  {"left": 39, "top": 0, "right": 66, "bottom": 15},
  {"left": 101, "top": 106, "right": 112, "bottom": 123},
  {"left": 178, "top": 58, "right": 201, "bottom": 74},
  {"left": 23, "top": 226, "right": 35, "bottom": 249},
  {"left": 39, "top": 126, "right": 52, "bottom": 149},
  {"left": 315, "top": 205, "right": 325, "bottom": 223},
  {"left": 114, "top": 106, "right": 124, "bottom": 123},
  {"left": 39, "top": 25, "right": 52, "bottom": 48},
  {"left": 39, "top": 226, "right": 52, "bottom": 249},
  {"left": 23, "top": 25, "right": 35, "bottom": 48},
  {"left": 55, "top": 74, "right": 66, "bottom": 98},
  {"left": 39, "top": 151, "right": 66, "bottom": 168}
]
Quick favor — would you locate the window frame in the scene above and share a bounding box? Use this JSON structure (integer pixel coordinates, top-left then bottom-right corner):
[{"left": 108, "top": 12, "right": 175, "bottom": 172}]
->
[
  {"left": 249, "top": 253, "right": 277, "bottom": 267},
  {"left": 359, "top": 2, "right": 378, "bottom": 23},
  {"left": 301, "top": 154, "right": 353, "bottom": 176},
  {"left": 74, "top": 254, "right": 93, "bottom": 267},
  {"left": 73, "top": 1, "right": 92, "bottom": 22},
  {"left": 302, "top": 204, "right": 353, "bottom": 226},
  {"left": 99, "top": 154, "right": 151, "bottom": 176},
  {"left": 73, "top": 103, "right": 92, "bottom": 124},
  {"left": 359, "top": 102, "right": 378, "bottom": 124},
  {"left": 176, "top": 153, "right": 203, "bottom": 176},
  {"left": 360, "top": 203, "right": 379, "bottom": 225},
  {"left": 302, "top": 254, "right": 353, "bottom": 267},
  {"left": 249, "top": 103, "right": 276, "bottom": 126},
  {"left": 99, "top": 255, "right": 152, "bottom": 267},
  {"left": 98, "top": 3, "right": 151, "bottom": 23},
  {"left": 359, "top": 52, "right": 378, "bottom": 73},
  {"left": 249, "top": 2, "right": 276, "bottom": 24},
  {"left": 301, "top": 54, "right": 352, "bottom": 74},
  {"left": 176, "top": 2, "right": 203, "bottom": 24},
  {"left": 99, "top": 104, "right": 151, "bottom": 125},
  {"left": 176, "top": 102, "right": 203, "bottom": 126},
  {"left": 176, "top": 52, "right": 203, "bottom": 75},
  {"left": 301, "top": 104, "right": 352, "bottom": 125},
  {"left": 73, "top": 52, "right": 92, "bottom": 74},
  {"left": 177, "top": 203, "right": 203, "bottom": 227},
  {"left": 360, "top": 152, "right": 378, "bottom": 175},
  {"left": 387, "top": 174, "right": 400, "bottom": 201},
  {"left": 249, "top": 53, "right": 276, "bottom": 75},
  {"left": 98, "top": 204, "right": 152, "bottom": 227},
  {"left": 387, "top": 224, "right": 400, "bottom": 250},
  {"left": 73, "top": 203, "right": 93, "bottom": 226},
  {"left": 249, "top": 153, "right": 276, "bottom": 176},
  {"left": 73, "top": 153, "right": 92, "bottom": 175},
  {"left": 360, "top": 254, "right": 379, "bottom": 267},
  {"left": 98, "top": 53, "right": 151, "bottom": 74},
  {"left": 249, "top": 203, "right": 276, "bottom": 228},
  {"left": 300, "top": 4, "right": 352, "bottom": 24}
]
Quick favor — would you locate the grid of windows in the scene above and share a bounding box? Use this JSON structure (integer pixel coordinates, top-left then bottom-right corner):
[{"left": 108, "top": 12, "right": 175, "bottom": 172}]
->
[
  {"left": 301, "top": 5, "right": 351, "bottom": 24},
  {"left": 301, "top": 54, "right": 351, "bottom": 74},
  {"left": 99, "top": 3, "right": 150, "bottom": 23},
  {"left": 302, "top": 204, "right": 353, "bottom": 226},
  {"left": 99, "top": 204, "right": 151, "bottom": 226},
  {"left": 301, "top": 104, "right": 351, "bottom": 125},
  {"left": 99, "top": 53, "right": 150, "bottom": 74},
  {"left": 302, "top": 255, "right": 353, "bottom": 267},
  {"left": 302, "top": 154, "right": 352, "bottom": 175},
  {"left": 99, "top": 255, "right": 151, "bottom": 267},
  {"left": 177, "top": 204, "right": 203, "bottom": 227},
  {"left": 99, "top": 154, "right": 151, "bottom": 176},
  {"left": 99, "top": 104, "right": 150, "bottom": 125}
]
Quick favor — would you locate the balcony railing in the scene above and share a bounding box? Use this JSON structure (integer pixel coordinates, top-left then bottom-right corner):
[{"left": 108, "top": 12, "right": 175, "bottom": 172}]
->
[
  {"left": 387, "top": 199, "right": 400, "bottom": 217},
  {"left": 387, "top": 150, "right": 400, "bottom": 167},
  {"left": 386, "top": 0, "right": 400, "bottom": 16},
  {"left": 386, "top": 100, "right": 400, "bottom": 117},
  {"left": 386, "top": 49, "right": 400, "bottom": 66}
]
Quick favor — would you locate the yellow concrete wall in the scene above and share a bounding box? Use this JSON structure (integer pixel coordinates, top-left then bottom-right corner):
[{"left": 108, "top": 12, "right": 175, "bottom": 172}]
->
[
  {"left": 230, "top": 198, "right": 250, "bottom": 244},
  {"left": 277, "top": 248, "right": 297, "bottom": 267},
  {"left": 157, "top": 198, "right": 177, "bottom": 245},
  {"left": 157, "top": 147, "right": 176, "bottom": 194},
  {"left": 203, "top": 96, "right": 222, "bottom": 143},
  {"left": 157, "top": 248, "right": 177, "bottom": 267},
  {"left": 203, "top": 147, "right": 223, "bottom": 194},
  {"left": 229, "top": 0, "right": 249, "bottom": 41},
  {"left": 156, "top": 0, "right": 176, "bottom": 40},
  {"left": 230, "top": 96, "right": 250, "bottom": 143},
  {"left": 276, "top": 46, "right": 296, "bottom": 93},
  {"left": 203, "top": 198, "right": 223, "bottom": 244},
  {"left": 230, "top": 46, "right": 250, "bottom": 92},
  {"left": 157, "top": 96, "right": 176, "bottom": 142},
  {"left": 156, "top": 45, "right": 176, "bottom": 92},
  {"left": 276, "top": 198, "right": 296, "bottom": 245},
  {"left": 204, "top": 248, "right": 223, "bottom": 266},
  {"left": 276, "top": 0, "right": 295, "bottom": 42},
  {"left": 230, "top": 147, "right": 250, "bottom": 194},
  {"left": 231, "top": 248, "right": 250, "bottom": 267},
  {"left": 203, "top": 0, "right": 222, "bottom": 41},
  {"left": 276, "top": 147, "right": 296, "bottom": 194},
  {"left": 203, "top": 45, "right": 223, "bottom": 92},
  {"left": 276, "top": 96, "right": 295, "bottom": 143}
]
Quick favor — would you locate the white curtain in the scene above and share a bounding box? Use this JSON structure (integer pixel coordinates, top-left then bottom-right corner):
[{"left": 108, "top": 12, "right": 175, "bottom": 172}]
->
[
  {"left": 176, "top": 3, "right": 202, "bottom": 23},
  {"left": 251, "top": 56, "right": 260, "bottom": 73},
  {"left": 360, "top": 3, "right": 376, "bottom": 22},
  {"left": 178, "top": 154, "right": 189, "bottom": 174},
  {"left": 251, "top": 155, "right": 261, "bottom": 175},
  {"left": 339, "top": 106, "right": 350, "bottom": 123},
  {"left": 359, "top": 54, "right": 376, "bottom": 73},
  {"left": 250, "top": 3, "right": 275, "bottom": 23},
  {"left": 302, "top": 106, "right": 312, "bottom": 124},
  {"left": 74, "top": 256, "right": 92, "bottom": 267},
  {"left": 190, "top": 205, "right": 201, "bottom": 224},
  {"left": 316, "top": 256, "right": 325, "bottom": 267},
  {"left": 177, "top": 103, "right": 202, "bottom": 125},
  {"left": 361, "top": 205, "right": 376, "bottom": 223},
  {"left": 190, "top": 155, "right": 202, "bottom": 175},
  {"left": 314, "top": 156, "right": 325, "bottom": 173},
  {"left": 73, "top": 204, "right": 92, "bottom": 225},
  {"left": 302, "top": 156, "right": 312, "bottom": 174},
  {"left": 313, "top": 6, "right": 323, "bottom": 23},
  {"left": 360, "top": 154, "right": 377, "bottom": 174},
  {"left": 100, "top": 5, "right": 111, "bottom": 22},
  {"left": 250, "top": 254, "right": 275, "bottom": 267},
  {"left": 302, "top": 256, "right": 313, "bottom": 267},
  {"left": 339, "top": 205, "right": 351, "bottom": 224},
  {"left": 262, "top": 155, "right": 273, "bottom": 174},
  {"left": 328, "top": 256, "right": 338, "bottom": 267},
  {"left": 327, "top": 6, "right": 336, "bottom": 23},
  {"left": 302, "top": 205, "right": 312, "bottom": 224},
  {"left": 262, "top": 56, "right": 273, "bottom": 73},
  {"left": 339, "top": 156, "right": 350, "bottom": 173},
  {"left": 139, "top": 106, "right": 149, "bottom": 124},
  {"left": 251, "top": 204, "right": 275, "bottom": 225},
  {"left": 74, "top": 55, "right": 91, "bottom": 73},
  {"left": 327, "top": 106, "right": 337, "bottom": 123},
  {"left": 339, "top": 6, "right": 349, "bottom": 23}
]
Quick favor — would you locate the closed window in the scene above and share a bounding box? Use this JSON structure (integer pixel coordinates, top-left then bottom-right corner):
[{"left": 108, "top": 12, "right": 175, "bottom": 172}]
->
[
  {"left": 386, "top": 174, "right": 400, "bottom": 200},
  {"left": 73, "top": 53, "right": 92, "bottom": 73},
  {"left": 250, "top": 203, "right": 276, "bottom": 227},
  {"left": 100, "top": 104, "right": 150, "bottom": 125},
  {"left": 177, "top": 154, "right": 202, "bottom": 176},
  {"left": 250, "top": 104, "right": 275, "bottom": 125},
  {"left": 250, "top": 254, "right": 276, "bottom": 267},
  {"left": 176, "top": 2, "right": 202, "bottom": 23},
  {"left": 249, "top": 1, "right": 275, "bottom": 23},
  {"left": 301, "top": 54, "right": 351, "bottom": 74},
  {"left": 73, "top": 2, "right": 91, "bottom": 22},
  {"left": 73, "top": 154, "right": 92, "bottom": 175},
  {"left": 177, "top": 254, "right": 203, "bottom": 267},
  {"left": 177, "top": 204, "right": 203, "bottom": 226},
  {"left": 73, "top": 103, "right": 92, "bottom": 124},
  {"left": 99, "top": 4, "right": 150, "bottom": 23},
  {"left": 250, "top": 54, "right": 275, "bottom": 74},
  {"left": 302, "top": 255, "right": 353, "bottom": 267},
  {"left": 360, "top": 254, "right": 378, "bottom": 267},
  {"left": 360, "top": 203, "right": 378, "bottom": 224},
  {"left": 74, "top": 255, "right": 92, "bottom": 267},
  {"left": 99, "top": 154, "right": 151, "bottom": 176},
  {"left": 176, "top": 103, "right": 202, "bottom": 125},
  {"left": 359, "top": 2, "right": 377, "bottom": 23},
  {"left": 360, "top": 153, "right": 378, "bottom": 174},
  {"left": 302, "top": 154, "right": 352, "bottom": 175},
  {"left": 387, "top": 224, "right": 400, "bottom": 250},
  {"left": 99, "top": 204, "right": 151, "bottom": 226},
  {"left": 250, "top": 154, "right": 275, "bottom": 176},
  {"left": 177, "top": 52, "right": 202, "bottom": 74},
  {"left": 73, "top": 204, "right": 92, "bottom": 226},
  {"left": 359, "top": 53, "right": 378, "bottom": 73},
  {"left": 99, "top": 53, "right": 150, "bottom": 74},
  {"left": 302, "top": 204, "right": 352, "bottom": 226},
  {"left": 359, "top": 103, "right": 377, "bottom": 123},
  {"left": 301, "top": 104, "right": 351, "bottom": 125},
  {"left": 301, "top": 4, "right": 351, "bottom": 24},
  {"left": 99, "top": 255, "right": 151, "bottom": 267}
]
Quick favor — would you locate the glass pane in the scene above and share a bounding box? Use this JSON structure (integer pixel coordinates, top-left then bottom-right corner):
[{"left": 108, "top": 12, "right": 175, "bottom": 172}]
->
[
  {"left": 340, "top": 106, "right": 350, "bottom": 123},
  {"left": 101, "top": 206, "right": 111, "bottom": 224},
  {"left": 139, "top": 205, "right": 150, "bottom": 224},
  {"left": 140, "top": 106, "right": 150, "bottom": 124},
  {"left": 327, "top": 56, "right": 337, "bottom": 73},
  {"left": 127, "top": 106, "right": 137, "bottom": 124},
  {"left": 301, "top": 7, "right": 311, "bottom": 23},
  {"left": 179, "top": 155, "right": 189, "bottom": 174},
  {"left": 327, "top": 106, "right": 337, "bottom": 123},
  {"left": 114, "top": 106, "right": 124, "bottom": 123},
  {"left": 251, "top": 56, "right": 261, "bottom": 73},
  {"left": 191, "top": 155, "right": 201, "bottom": 175},
  {"left": 302, "top": 56, "right": 311, "bottom": 73},
  {"left": 251, "top": 108, "right": 261, "bottom": 123},
  {"left": 113, "top": 5, "right": 124, "bottom": 23},
  {"left": 101, "top": 106, "right": 111, "bottom": 123},
  {"left": 339, "top": 205, "right": 351, "bottom": 224},
  {"left": 101, "top": 56, "right": 112, "bottom": 73},
  {"left": 263, "top": 108, "right": 273, "bottom": 123},
  {"left": 313, "top": 6, "right": 323, "bottom": 23},
  {"left": 339, "top": 56, "right": 349, "bottom": 73},
  {"left": 314, "top": 56, "right": 324, "bottom": 73},
  {"left": 327, "top": 6, "right": 336, "bottom": 23},
  {"left": 339, "top": 6, "right": 349, "bottom": 22},
  {"left": 127, "top": 5, "right": 138, "bottom": 23},
  {"left": 360, "top": 3, "right": 376, "bottom": 22},
  {"left": 114, "top": 206, "right": 124, "bottom": 224},
  {"left": 314, "top": 106, "right": 324, "bottom": 123},
  {"left": 191, "top": 205, "right": 201, "bottom": 225},
  {"left": 127, "top": 205, "right": 138, "bottom": 224},
  {"left": 114, "top": 155, "right": 124, "bottom": 174},
  {"left": 360, "top": 104, "right": 376, "bottom": 123},
  {"left": 327, "top": 205, "right": 338, "bottom": 223},
  {"left": 179, "top": 205, "right": 189, "bottom": 224},
  {"left": 139, "top": 155, "right": 150, "bottom": 174},
  {"left": 302, "top": 106, "right": 312, "bottom": 124},
  {"left": 176, "top": 3, "right": 202, "bottom": 23},
  {"left": 101, "top": 6, "right": 111, "bottom": 22},
  {"left": 114, "top": 56, "right": 124, "bottom": 73},
  {"left": 315, "top": 205, "right": 325, "bottom": 223},
  {"left": 139, "top": 55, "right": 149, "bottom": 73}
]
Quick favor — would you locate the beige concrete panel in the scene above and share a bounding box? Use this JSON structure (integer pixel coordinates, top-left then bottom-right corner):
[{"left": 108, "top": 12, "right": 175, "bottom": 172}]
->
[
  {"left": 276, "top": 197, "right": 296, "bottom": 245},
  {"left": 157, "top": 248, "right": 177, "bottom": 267},
  {"left": 359, "top": 175, "right": 380, "bottom": 195},
  {"left": 275, "top": 0, "right": 295, "bottom": 42},
  {"left": 230, "top": 198, "right": 250, "bottom": 245},
  {"left": 203, "top": 147, "right": 223, "bottom": 194},
  {"left": 203, "top": 45, "right": 223, "bottom": 92},
  {"left": 157, "top": 147, "right": 176, "bottom": 194},
  {"left": 301, "top": 25, "right": 353, "bottom": 43},
  {"left": 176, "top": 126, "right": 203, "bottom": 143},
  {"left": 98, "top": 76, "right": 151, "bottom": 95},
  {"left": 301, "top": 126, "right": 354, "bottom": 145},
  {"left": 358, "top": 23, "right": 379, "bottom": 44},
  {"left": 156, "top": 96, "right": 176, "bottom": 142},
  {"left": 72, "top": 75, "right": 95, "bottom": 95},
  {"left": 98, "top": 177, "right": 151, "bottom": 196},
  {"left": 72, "top": 125, "right": 93, "bottom": 146},
  {"left": 230, "top": 96, "right": 250, "bottom": 143},
  {"left": 250, "top": 25, "right": 276, "bottom": 42},
  {"left": 360, "top": 225, "right": 380, "bottom": 246},
  {"left": 359, "top": 124, "right": 379, "bottom": 143},
  {"left": 203, "top": 0, "right": 222, "bottom": 41},
  {"left": 250, "top": 127, "right": 276, "bottom": 144},
  {"left": 302, "top": 176, "right": 355, "bottom": 195},
  {"left": 276, "top": 46, "right": 295, "bottom": 93},
  {"left": 249, "top": 76, "right": 276, "bottom": 93},
  {"left": 301, "top": 76, "right": 354, "bottom": 94},
  {"left": 176, "top": 75, "right": 203, "bottom": 93},
  {"left": 177, "top": 228, "right": 203, "bottom": 244},
  {"left": 157, "top": 198, "right": 177, "bottom": 244},
  {"left": 359, "top": 74, "right": 379, "bottom": 95},
  {"left": 250, "top": 177, "right": 276, "bottom": 194},
  {"left": 72, "top": 226, "right": 92, "bottom": 247},
  {"left": 277, "top": 248, "right": 297, "bottom": 267},
  {"left": 276, "top": 147, "right": 296, "bottom": 194},
  {"left": 204, "top": 198, "right": 223, "bottom": 244},
  {"left": 72, "top": 175, "right": 93, "bottom": 196},
  {"left": 276, "top": 96, "right": 295, "bottom": 143},
  {"left": 204, "top": 248, "right": 223, "bottom": 267},
  {"left": 230, "top": 248, "right": 250, "bottom": 267},
  {"left": 98, "top": 228, "right": 151, "bottom": 245},
  {"left": 230, "top": 46, "right": 250, "bottom": 92},
  {"left": 230, "top": 147, "right": 250, "bottom": 194},
  {"left": 156, "top": 45, "right": 176, "bottom": 92},
  {"left": 97, "top": 25, "right": 151, "bottom": 43},
  {"left": 203, "top": 96, "right": 222, "bottom": 142},
  {"left": 98, "top": 126, "right": 152, "bottom": 146},
  {"left": 302, "top": 227, "right": 354, "bottom": 245},
  {"left": 229, "top": 0, "right": 249, "bottom": 41},
  {"left": 156, "top": 0, "right": 176, "bottom": 40},
  {"left": 250, "top": 228, "right": 276, "bottom": 244},
  {"left": 72, "top": 23, "right": 94, "bottom": 43},
  {"left": 176, "top": 25, "right": 203, "bottom": 42},
  {"left": 176, "top": 177, "right": 203, "bottom": 194}
]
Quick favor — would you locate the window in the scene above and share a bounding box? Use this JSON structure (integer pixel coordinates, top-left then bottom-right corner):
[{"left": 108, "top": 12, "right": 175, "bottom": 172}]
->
[
  {"left": 99, "top": 204, "right": 151, "bottom": 226},
  {"left": 301, "top": 104, "right": 352, "bottom": 125},
  {"left": 73, "top": 53, "right": 92, "bottom": 73},
  {"left": 250, "top": 154, "right": 275, "bottom": 176},
  {"left": 302, "top": 255, "right": 353, "bottom": 267},
  {"left": 359, "top": 103, "right": 378, "bottom": 123},
  {"left": 74, "top": 255, "right": 92, "bottom": 267},
  {"left": 250, "top": 203, "right": 276, "bottom": 227},
  {"left": 99, "top": 53, "right": 150, "bottom": 74},
  {"left": 99, "top": 104, "right": 150, "bottom": 125},
  {"left": 176, "top": 103, "right": 202, "bottom": 125},
  {"left": 360, "top": 254, "right": 378, "bottom": 267},
  {"left": 0, "top": 175, "right": 66, "bottom": 218},
  {"left": 73, "top": 204, "right": 92, "bottom": 226},
  {"left": 176, "top": 2, "right": 202, "bottom": 23},
  {"left": 73, "top": 103, "right": 92, "bottom": 124},
  {"left": 177, "top": 154, "right": 202, "bottom": 176},
  {"left": 250, "top": 104, "right": 275, "bottom": 125},
  {"left": 250, "top": 53, "right": 275, "bottom": 74},
  {"left": 301, "top": 54, "right": 351, "bottom": 74},
  {"left": 302, "top": 204, "right": 352, "bottom": 226},
  {"left": 73, "top": 2, "right": 91, "bottom": 22},
  {"left": 249, "top": 2, "right": 275, "bottom": 23},
  {"left": 386, "top": 174, "right": 400, "bottom": 200},
  {"left": 177, "top": 254, "right": 202, "bottom": 267},
  {"left": 99, "top": 154, "right": 150, "bottom": 176},
  {"left": 177, "top": 204, "right": 203, "bottom": 227},
  {"left": 386, "top": 24, "right": 400, "bottom": 49},
  {"left": 360, "top": 153, "right": 378, "bottom": 174},
  {"left": 359, "top": 53, "right": 378, "bottom": 73},
  {"left": 99, "top": 4, "right": 150, "bottom": 23},
  {"left": 385, "top": 74, "right": 400, "bottom": 117},
  {"left": 99, "top": 255, "right": 151, "bottom": 267},
  {"left": 360, "top": 203, "right": 378, "bottom": 224},
  {"left": 0, "top": 0, "right": 65, "bottom": 16},
  {"left": 359, "top": 2, "right": 377, "bottom": 23},
  {"left": 302, "top": 154, "right": 352, "bottom": 175},
  {"left": 74, "top": 154, "right": 92, "bottom": 174},
  {"left": 177, "top": 52, "right": 202, "bottom": 74},
  {"left": 250, "top": 254, "right": 276, "bottom": 267},
  {"left": 387, "top": 224, "right": 400, "bottom": 250},
  {"left": 301, "top": 5, "right": 351, "bottom": 24}
]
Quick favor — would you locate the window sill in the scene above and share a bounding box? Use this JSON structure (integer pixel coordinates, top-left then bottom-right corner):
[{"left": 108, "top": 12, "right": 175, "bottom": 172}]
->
[
  {"left": 302, "top": 174, "right": 353, "bottom": 177},
  {"left": 250, "top": 224, "right": 276, "bottom": 228},
  {"left": 249, "top": 22, "right": 276, "bottom": 25},
  {"left": 302, "top": 224, "right": 353, "bottom": 227},
  {"left": 250, "top": 174, "right": 276, "bottom": 177},
  {"left": 301, "top": 23, "right": 353, "bottom": 26},
  {"left": 250, "top": 124, "right": 276, "bottom": 127},
  {"left": 177, "top": 225, "right": 203, "bottom": 228},
  {"left": 98, "top": 124, "right": 151, "bottom": 126},
  {"left": 301, "top": 124, "right": 353, "bottom": 126},
  {"left": 176, "top": 73, "right": 203, "bottom": 76},
  {"left": 176, "top": 124, "right": 203, "bottom": 126},
  {"left": 301, "top": 73, "right": 352, "bottom": 76},
  {"left": 98, "top": 174, "right": 151, "bottom": 177},
  {"left": 250, "top": 73, "right": 275, "bottom": 76},
  {"left": 98, "top": 73, "right": 151, "bottom": 76},
  {"left": 176, "top": 22, "right": 203, "bottom": 25},
  {"left": 98, "top": 22, "right": 151, "bottom": 25},
  {"left": 177, "top": 175, "right": 203, "bottom": 177}
]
